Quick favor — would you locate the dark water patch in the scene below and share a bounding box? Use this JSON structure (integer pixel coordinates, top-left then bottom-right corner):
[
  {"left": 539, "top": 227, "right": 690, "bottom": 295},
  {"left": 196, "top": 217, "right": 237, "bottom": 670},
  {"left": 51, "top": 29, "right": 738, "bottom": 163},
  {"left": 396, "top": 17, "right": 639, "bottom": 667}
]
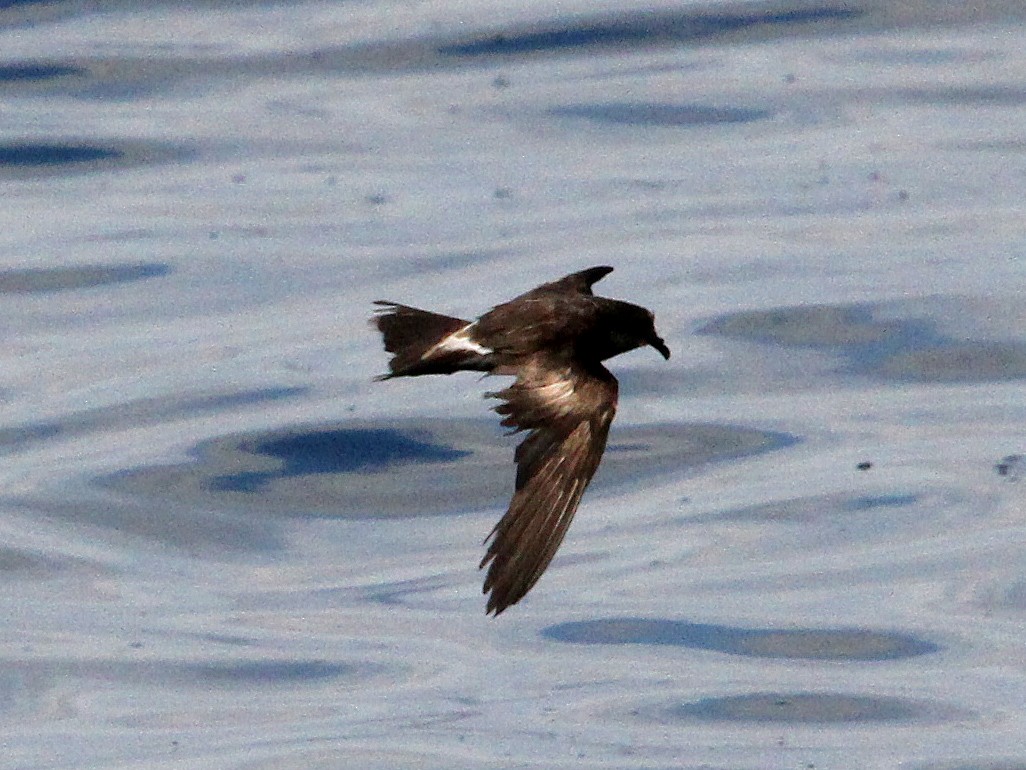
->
[
  {"left": 362, "top": 574, "right": 454, "bottom": 608},
  {"left": 0, "top": 262, "right": 170, "bottom": 295},
  {"left": 893, "top": 86, "right": 1026, "bottom": 106},
  {"left": 0, "top": 0, "right": 50, "bottom": 9},
  {"left": 544, "top": 618, "right": 938, "bottom": 660},
  {"left": 845, "top": 493, "right": 919, "bottom": 511},
  {"left": 843, "top": 46, "right": 995, "bottom": 67},
  {"left": 103, "top": 419, "right": 792, "bottom": 519},
  {"left": 956, "top": 139, "right": 1026, "bottom": 154},
  {"left": 0, "top": 387, "right": 306, "bottom": 454},
  {"left": 0, "top": 142, "right": 119, "bottom": 166},
  {"left": 646, "top": 691, "right": 958, "bottom": 724},
  {"left": 0, "top": 139, "right": 190, "bottom": 177},
  {"left": 0, "top": 63, "right": 85, "bottom": 81},
  {"left": 0, "top": 0, "right": 314, "bottom": 32},
  {"left": 195, "top": 633, "right": 254, "bottom": 647},
  {"left": 6, "top": 656, "right": 388, "bottom": 694},
  {"left": 606, "top": 442, "right": 653, "bottom": 453},
  {"left": 160, "top": 658, "right": 391, "bottom": 690},
  {"left": 0, "top": 422, "right": 62, "bottom": 451},
  {"left": 699, "top": 304, "right": 894, "bottom": 347},
  {"left": 188, "top": 659, "right": 358, "bottom": 685},
  {"left": 208, "top": 429, "right": 471, "bottom": 493},
  {"left": 698, "top": 301, "right": 1026, "bottom": 383},
  {"left": 875, "top": 342, "right": 1026, "bottom": 383},
  {"left": 186, "top": 388, "right": 309, "bottom": 410},
  {"left": 438, "top": 6, "right": 860, "bottom": 57},
  {"left": 995, "top": 454, "right": 1025, "bottom": 481},
  {"left": 4, "top": 2, "right": 1024, "bottom": 90},
  {"left": 550, "top": 103, "right": 770, "bottom": 127},
  {"left": 5, "top": 1, "right": 1018, "bottom": 100},
  {"left": 0, "top": 547, "right": 67, "bottom": 578}
]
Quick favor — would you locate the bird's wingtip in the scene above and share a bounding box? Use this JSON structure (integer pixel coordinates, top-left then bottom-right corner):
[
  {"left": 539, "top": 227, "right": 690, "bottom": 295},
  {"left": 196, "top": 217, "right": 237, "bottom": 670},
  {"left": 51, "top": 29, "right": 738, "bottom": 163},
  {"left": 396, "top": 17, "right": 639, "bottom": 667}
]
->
[
  {"left": 552, "top": 265, "right": 615, "bottom": 294},
  {"left": 485, "top": 597, "right": 509, "bottom": 617}
]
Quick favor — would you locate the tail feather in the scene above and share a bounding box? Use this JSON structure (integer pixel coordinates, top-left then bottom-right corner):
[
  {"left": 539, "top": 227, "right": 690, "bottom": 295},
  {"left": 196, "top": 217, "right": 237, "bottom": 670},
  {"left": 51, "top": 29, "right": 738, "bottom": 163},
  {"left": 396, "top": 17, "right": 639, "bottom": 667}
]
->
[{"left": 372, "top": 301, "right": 489, "bottom": 378}]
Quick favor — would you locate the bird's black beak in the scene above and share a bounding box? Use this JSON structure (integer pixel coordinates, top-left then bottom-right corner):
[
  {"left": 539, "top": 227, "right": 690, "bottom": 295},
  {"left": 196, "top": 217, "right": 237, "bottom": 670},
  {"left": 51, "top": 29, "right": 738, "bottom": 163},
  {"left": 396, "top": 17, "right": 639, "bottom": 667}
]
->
[{"left": 650, "top": 334, "right": 670, "bottom": 360}]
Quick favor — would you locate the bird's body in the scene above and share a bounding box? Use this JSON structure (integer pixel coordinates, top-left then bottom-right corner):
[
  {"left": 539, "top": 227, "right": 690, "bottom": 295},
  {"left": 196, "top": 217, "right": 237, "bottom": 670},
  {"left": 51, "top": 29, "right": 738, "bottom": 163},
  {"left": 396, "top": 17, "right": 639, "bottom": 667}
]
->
[{"left": 372, "top": 266, "right": 669, "bottom": 615}]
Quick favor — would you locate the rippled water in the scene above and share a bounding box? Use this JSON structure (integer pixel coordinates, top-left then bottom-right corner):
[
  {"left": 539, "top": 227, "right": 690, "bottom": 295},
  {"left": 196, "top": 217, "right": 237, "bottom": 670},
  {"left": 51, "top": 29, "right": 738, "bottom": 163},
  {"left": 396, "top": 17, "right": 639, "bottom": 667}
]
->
[{"left": 3, "top": 1, "right": 1026, "bottom": 767}]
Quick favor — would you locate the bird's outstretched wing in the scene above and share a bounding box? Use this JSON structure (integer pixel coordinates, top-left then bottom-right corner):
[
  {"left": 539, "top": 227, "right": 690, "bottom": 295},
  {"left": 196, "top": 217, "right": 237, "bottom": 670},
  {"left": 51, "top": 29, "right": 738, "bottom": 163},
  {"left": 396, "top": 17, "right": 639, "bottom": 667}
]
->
[{"left": 480, "top": 355, "right": 618, "bottom": 615}]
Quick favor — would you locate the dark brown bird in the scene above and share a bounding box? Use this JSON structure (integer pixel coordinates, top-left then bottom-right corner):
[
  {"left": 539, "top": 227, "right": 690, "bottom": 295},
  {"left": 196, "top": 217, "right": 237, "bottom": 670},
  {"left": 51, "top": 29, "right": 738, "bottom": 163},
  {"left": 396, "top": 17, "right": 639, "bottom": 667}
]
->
[{"left": 372, "top": 266, "right": 670, "bottom": 615}]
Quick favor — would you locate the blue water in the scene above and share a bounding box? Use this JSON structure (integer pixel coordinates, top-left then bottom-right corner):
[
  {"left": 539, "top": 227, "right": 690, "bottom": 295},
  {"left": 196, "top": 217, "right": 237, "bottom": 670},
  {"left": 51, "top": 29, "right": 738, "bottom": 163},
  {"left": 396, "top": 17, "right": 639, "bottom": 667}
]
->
[{"left": 3, "top": 1, "right": 1026, "bottom": 768}]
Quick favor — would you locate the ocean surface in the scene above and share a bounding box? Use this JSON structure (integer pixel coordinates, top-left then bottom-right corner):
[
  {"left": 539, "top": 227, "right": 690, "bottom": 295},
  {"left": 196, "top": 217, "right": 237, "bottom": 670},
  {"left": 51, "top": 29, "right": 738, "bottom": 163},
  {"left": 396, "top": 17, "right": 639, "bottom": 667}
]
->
[{"left": 3, "top": 1, "right": 1026, "bottom": 767}]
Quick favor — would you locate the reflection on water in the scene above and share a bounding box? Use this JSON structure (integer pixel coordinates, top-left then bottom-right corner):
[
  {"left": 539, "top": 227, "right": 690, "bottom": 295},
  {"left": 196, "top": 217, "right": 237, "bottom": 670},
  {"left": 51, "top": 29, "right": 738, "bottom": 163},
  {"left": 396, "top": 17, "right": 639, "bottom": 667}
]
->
[
  {"left": 651, "top": 692, "right": 960, "bottom": 724},
  {"left": 0, "top": 142, "right": 120, "bottom": 166},
  {"left": 208, "top": 429, "right": 472, "bottom": 493},
  {"left": 0, "top": 139, "right": 189, "bottom": 177},
  {"left": 437, "top": 6, "right": 861, "bottom": 56},
  {"left": 0, "top": 262, "right": 170, "bottom": 294},
  {"left": 699, "top": 301, "right": 1026, "bottom": 382},
  {"left": 103, "top": 419, "right": 790, "bottom": 519},
  {"left": 189, "top": 659, "right": 362, "bottom": 685},
  {"left": 544, "top": 617, "right": 939, "bottom": 660},
  {"left": 550, "top": 103, "right": 771, "bottom": 126},
  {"left": 0, "top": 63, "right": 85, "bottom": 81}
]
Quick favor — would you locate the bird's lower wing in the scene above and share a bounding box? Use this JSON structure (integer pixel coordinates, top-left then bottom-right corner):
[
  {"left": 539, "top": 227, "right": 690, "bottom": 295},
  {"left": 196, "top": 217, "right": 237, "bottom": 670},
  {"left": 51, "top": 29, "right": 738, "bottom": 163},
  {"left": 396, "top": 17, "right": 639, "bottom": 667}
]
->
[{"left": 481, "top": 357, "right": 617, "bottom": 615}]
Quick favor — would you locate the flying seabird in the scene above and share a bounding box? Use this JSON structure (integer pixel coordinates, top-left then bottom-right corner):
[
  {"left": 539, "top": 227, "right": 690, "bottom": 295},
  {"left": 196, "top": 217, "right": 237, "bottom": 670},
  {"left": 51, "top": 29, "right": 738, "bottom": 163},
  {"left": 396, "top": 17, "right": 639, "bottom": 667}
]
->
[{"left": 372, "top": 266, "right": 670, "bottom": 615}]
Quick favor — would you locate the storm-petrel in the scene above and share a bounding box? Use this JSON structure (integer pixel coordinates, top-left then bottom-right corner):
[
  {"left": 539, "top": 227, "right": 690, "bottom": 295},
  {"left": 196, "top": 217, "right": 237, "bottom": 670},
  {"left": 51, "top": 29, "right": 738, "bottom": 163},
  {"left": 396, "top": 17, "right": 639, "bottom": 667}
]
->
[{"left": 372, "top": 266, "right": 670, "bottom": 615}]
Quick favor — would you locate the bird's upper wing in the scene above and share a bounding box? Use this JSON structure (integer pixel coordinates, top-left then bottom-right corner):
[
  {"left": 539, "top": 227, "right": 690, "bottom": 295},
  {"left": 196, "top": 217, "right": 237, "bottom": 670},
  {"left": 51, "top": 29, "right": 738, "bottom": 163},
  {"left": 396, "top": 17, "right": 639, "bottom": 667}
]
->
[
  {"left": 480, "top": 354, "right": 618, "bottom": 615},
  {"left": 471, "top": 267, "right": 612, "bottom": 358}
]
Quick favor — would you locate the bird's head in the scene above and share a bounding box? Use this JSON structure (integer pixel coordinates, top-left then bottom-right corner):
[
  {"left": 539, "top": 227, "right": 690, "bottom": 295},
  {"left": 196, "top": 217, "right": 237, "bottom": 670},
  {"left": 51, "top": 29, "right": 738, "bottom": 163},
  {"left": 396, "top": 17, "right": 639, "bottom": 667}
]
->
[
  {"left": 598, "top": 302, "right": 671, "bottom": 361},
  {"left": 646, "top": 326, "right": 671, "bottom": 360}
]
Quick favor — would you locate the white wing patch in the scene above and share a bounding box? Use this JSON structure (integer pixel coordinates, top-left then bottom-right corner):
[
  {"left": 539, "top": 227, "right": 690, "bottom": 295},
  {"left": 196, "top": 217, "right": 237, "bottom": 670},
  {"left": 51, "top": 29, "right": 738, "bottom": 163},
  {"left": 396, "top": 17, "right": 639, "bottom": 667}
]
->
[
  {"left": 535, "top": 376, "right": 577, "bottom": 416},
  {"left": 424, "top": 323, "right": 492, "bottom": 359},
  {"left": 536, "top": 377, "right": 574, "bottom": 401}
]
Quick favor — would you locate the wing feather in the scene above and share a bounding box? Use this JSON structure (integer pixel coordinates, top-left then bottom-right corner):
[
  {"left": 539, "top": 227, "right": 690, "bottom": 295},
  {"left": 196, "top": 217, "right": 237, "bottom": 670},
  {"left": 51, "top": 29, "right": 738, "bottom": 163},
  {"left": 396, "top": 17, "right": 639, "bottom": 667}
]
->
[{"left": 480, "top": 355, "right": 617, "bottom": 615}]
